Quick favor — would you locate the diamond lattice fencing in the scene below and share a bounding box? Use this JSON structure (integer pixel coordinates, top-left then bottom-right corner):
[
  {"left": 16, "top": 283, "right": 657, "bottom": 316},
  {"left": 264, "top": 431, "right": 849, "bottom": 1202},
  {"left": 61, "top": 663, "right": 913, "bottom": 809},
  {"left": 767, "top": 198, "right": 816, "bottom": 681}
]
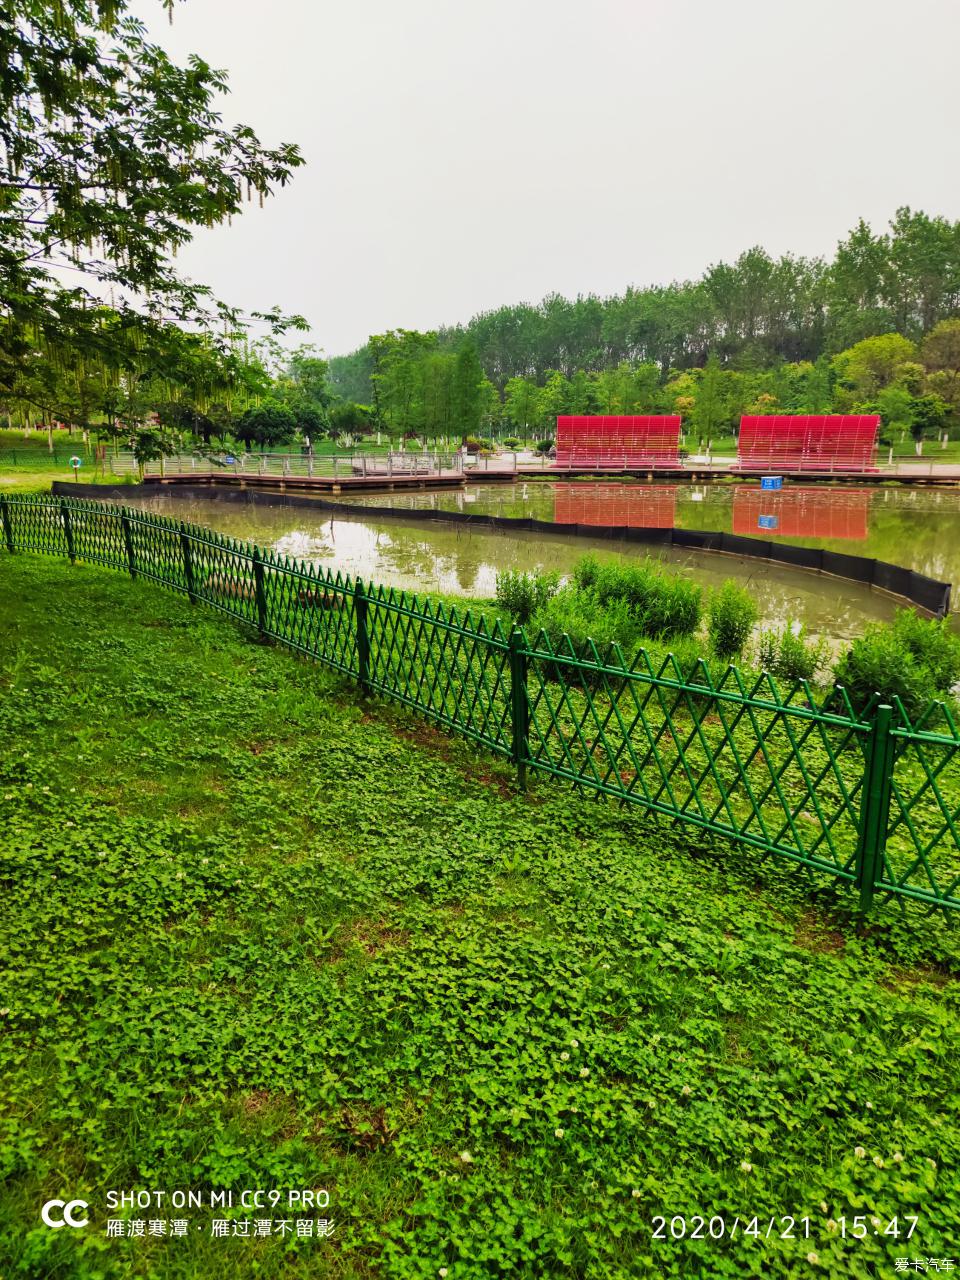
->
[{"left": 1, "top": 492, "right": 958, "bottom": 918}]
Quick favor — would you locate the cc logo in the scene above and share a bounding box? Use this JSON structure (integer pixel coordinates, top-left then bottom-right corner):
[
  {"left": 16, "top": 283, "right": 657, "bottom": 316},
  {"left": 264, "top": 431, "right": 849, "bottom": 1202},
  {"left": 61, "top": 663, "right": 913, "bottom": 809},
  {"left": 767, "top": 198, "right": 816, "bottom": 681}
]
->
[{"left": 41, "top": 1199, "right": 89, "bottom": 1229}]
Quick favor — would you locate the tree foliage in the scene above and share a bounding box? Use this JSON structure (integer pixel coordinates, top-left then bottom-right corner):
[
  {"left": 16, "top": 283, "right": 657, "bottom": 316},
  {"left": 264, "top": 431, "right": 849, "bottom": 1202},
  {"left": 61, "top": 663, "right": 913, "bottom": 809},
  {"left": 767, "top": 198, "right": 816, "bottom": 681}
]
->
[{"left": 0, "top": 0, "right": 306, "bottom": 450}]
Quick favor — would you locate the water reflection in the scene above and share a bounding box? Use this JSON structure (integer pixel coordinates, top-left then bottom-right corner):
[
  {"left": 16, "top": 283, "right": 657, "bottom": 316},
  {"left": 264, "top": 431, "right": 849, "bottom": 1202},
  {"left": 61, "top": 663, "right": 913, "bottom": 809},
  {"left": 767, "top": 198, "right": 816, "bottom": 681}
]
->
[
  {"left": 553, "top": 483, "right": 677, "bottom": 528},
  {"left": 125, "top": 491, "right": 906, "bottom": 644},
  {"left": 732, "top": 487, "right": 870, "bottom": 540}
]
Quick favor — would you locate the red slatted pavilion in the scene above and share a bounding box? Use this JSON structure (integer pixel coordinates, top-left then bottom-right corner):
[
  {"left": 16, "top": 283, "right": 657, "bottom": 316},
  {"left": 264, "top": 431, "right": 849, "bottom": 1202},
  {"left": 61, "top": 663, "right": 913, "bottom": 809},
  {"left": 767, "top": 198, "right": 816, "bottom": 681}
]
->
[
  {"left": 555, "top": 415, "right": 682, "bottom": 468},
  {"left": 736, "top": 414, "right": 880, "bottom": 472}
]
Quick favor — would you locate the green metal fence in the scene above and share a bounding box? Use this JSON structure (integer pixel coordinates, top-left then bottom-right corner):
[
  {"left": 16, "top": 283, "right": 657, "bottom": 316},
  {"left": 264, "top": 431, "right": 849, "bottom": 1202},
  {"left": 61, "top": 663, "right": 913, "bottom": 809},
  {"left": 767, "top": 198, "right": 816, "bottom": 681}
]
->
[{"left": 2, "top": 492, "right": 959, "bottom": 917}]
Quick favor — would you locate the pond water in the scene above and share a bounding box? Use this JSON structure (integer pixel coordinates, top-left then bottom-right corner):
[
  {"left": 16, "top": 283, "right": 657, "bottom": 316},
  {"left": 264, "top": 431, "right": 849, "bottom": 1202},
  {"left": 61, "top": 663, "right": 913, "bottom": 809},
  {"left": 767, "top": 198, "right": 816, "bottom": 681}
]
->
[
  {"left": 123, "top": 485, "right": 949, "bottom": 645},
  {"left": 333, "top": 479, "right": 960, "bottom": 598}
]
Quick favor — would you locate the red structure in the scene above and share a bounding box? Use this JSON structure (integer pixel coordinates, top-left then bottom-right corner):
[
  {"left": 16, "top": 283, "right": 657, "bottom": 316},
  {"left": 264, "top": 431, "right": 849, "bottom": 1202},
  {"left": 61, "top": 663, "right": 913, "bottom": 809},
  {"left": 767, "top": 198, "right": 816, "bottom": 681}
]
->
[
  {"left": 553, "top": 483, "right": 677, "bottom": 528},
  {"left": 733, "top": 486, "right": 870, "bottom": 540},
  {"left": 554, "top": 415, "right": 681, "bottom": 468},
  {"left": 736, "top": 415, "right": 880, "bottom": 472}
]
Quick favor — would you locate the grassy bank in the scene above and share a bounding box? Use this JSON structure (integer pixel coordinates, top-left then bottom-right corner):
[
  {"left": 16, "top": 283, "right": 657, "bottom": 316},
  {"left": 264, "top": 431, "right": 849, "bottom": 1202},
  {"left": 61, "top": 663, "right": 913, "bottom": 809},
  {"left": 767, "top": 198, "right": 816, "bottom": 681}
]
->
[{"left": 1, "top": 555, "right": 960, "bottom": 1278}]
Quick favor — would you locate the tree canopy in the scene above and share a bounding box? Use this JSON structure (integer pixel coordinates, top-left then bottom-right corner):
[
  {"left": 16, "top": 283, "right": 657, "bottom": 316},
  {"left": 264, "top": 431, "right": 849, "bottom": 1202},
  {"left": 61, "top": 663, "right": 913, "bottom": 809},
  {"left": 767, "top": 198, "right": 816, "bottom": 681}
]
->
[{"left": 0, "top": 0, "right": 306, "bottom": 435}]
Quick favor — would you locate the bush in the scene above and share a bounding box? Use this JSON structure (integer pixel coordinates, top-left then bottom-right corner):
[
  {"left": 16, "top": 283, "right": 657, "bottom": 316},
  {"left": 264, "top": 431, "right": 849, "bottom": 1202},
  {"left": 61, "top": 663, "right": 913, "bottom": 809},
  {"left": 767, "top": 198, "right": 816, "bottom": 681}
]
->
[
  {"left": 891, "top": 609, "right": 960, "bottom": 693},
  {"left": 573, "top": 554, "right": 600, "bottom": 591},
  {"left": 833, "top": 610, "right": 960, "bottom": 716},
  {"left": 833, "top": 626, "right": 937, "bottom": 716},
  {"left": 575, "top": 557, "right": 702, "bottom": 640},
  {"left": 707, "top": 580, "right": 758, "bottom": 661},
  {"left": 529, "top": 589, "right": 641, "bottom": 687},
  {"left": 757, "top": 623, "right": 827, "bottom": 684},
  {"left": 534, "top": 438, "right": 554, "bottom": 455},
  {"left": 500, "top": 436, "right": 522, "bottom": 450},
  {"left": 495, "top": 570, "right": 560, "bottom": 625}
]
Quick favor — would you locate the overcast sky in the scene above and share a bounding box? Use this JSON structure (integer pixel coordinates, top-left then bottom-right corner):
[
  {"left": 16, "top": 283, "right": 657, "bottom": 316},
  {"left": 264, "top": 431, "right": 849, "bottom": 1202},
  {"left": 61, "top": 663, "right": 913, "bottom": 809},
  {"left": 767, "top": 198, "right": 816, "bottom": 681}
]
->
[{"left": 132, "top": 0, "right": 960, "bottom": 356}]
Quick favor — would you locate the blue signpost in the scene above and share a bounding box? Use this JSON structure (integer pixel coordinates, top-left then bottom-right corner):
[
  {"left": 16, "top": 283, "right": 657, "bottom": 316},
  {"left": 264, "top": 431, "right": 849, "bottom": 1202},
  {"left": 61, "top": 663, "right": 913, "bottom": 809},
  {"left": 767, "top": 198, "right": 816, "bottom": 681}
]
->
[
  {"left": 760, "top": 475, "right": 783, "bottom": 491},
  {"left": 758, "top": 514, "right": 779, "bottom": 531}
]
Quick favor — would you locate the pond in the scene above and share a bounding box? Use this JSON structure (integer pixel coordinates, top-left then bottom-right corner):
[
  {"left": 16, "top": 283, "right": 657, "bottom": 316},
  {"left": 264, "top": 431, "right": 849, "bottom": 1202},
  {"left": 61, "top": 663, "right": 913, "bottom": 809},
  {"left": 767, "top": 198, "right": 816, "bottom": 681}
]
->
[
  {"left": 122, "top": 483, "right": 952, "bottom": 646},
  {"left": 332, "top": 479, "right": 960, "bottom": 598}
]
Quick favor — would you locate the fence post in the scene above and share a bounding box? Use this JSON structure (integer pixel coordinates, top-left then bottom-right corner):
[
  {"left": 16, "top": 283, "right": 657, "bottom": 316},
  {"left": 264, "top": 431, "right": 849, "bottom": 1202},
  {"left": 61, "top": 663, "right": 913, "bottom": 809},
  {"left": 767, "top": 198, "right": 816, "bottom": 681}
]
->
[
  {"left": 60, "top": 499, "right": 76, "bottom": 564},
  {"left": 509, "top": 628, "right": 529, "bottom": 790},
  {"left": 354, "top": 578, "right": 370, "bottom": 692},
  {"left": 855, "top": 703, "right": 896, "bottom": 913},
  {"left": 251, "top": 547, "right": 271, "bottom": 642},
  {"left": 120, "top": 507, "right": 136, "bottom": 578},
  {"left": 0, "top": 496, "right": 14, "bottom": 553},
  {"left": 179, "top": 524, "right": 197, "bottom": 603}
]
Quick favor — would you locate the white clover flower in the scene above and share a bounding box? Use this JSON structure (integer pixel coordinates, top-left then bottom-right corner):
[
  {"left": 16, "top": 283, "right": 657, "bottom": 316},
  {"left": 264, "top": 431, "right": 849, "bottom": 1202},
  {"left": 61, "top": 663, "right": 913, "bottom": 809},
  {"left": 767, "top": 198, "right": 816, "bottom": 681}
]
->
[
  {"left": 555, "top": 1128, "right": 565, "bottom": 1139},
  {"left": 819, "top": 1201, "right": 828, "bottom": 1214},
  {"left": 892, "top": 1152, "right": 904, "bottom": 1164},
  {"left": 601, "top": 963, "right": 610, "bottom": 970},
  {"left": 560, "top": 1052, "right": 570, "bottom": 1061},
  {"left": 865, "top": 1101, "right": 873, "bottom": 1109},
  {"left": 647, "top": 1100, "right": 656, "bottom": 1109},
  {"left": 579, "top": 1068, "right": 590, "bottom": 1078},
  {"left": 631, "top": 1189, "right": 641, "bottom": 1199},
  {"left": 439, "top": 1269, "right": 448, "bottom": 1277},
  {"left": 681, "top": 1085, "right": 692, "bottom": 1097},
  {"left": 854, "top": 1147, "right": 866, "bottom": 1159},
  {"left": 827, "top": 1220, "right": 838, "bottom": 1233},
  {"left": 873, "top": 1156, "right": 884, "bottom": 1168},
  {"left": 570, "top": 1039, "right": 579, "bottom": 1048},
  {"left": 927, "top": 1158, "right": 938, "bottom": 1170},
  {"left": 458, "top": 1151, "right": 473, "bottom": 1164},
  {"left": 0, "top": 1008, "right": 9, "bottom": 1016},
  {"left": 42, "top": 786, "right": 50, "bottom": 793},
  {"left": 740, "top": 1161, "right": 753, "bottom": 1173},
  {"left": 807, "top": 1252, "right": 820, "bottom": 1266}
]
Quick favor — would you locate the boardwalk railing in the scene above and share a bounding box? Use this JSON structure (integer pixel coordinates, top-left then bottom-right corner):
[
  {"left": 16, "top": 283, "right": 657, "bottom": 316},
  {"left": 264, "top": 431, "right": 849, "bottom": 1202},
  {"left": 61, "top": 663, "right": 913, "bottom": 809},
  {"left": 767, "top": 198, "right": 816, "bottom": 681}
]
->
[
  {"left": 106, "top": 450, "right": 466, "bottom": 480},
  {"left": 2, "top": 492, "right": 959, "bottom": 918}
]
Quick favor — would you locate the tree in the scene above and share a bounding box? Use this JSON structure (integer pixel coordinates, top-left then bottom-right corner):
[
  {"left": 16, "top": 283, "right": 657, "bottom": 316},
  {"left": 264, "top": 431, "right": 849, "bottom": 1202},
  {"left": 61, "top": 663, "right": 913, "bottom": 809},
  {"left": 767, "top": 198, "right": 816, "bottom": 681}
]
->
[
  {"left": 1, "top": 0, "right": 305, "bottom": 420},
  {"left": 235, "top": 401, "right": 297, "bottom": 451},
  {"left": 831, "top": 334, "right": 919, "bottom": 401},
  {"left": 922, "top": 319, "right": 960, "bottom": 417},
  {"left": 504, "top": 377, "right": 540, "bottom": 435},
  {"left": 451, "top": 343, "right": 487, "bottom": 437},
  {"left": 329, "top": 401, "right": 373, "bottom": 436},
  {"left": 910, "top": 393, "right": 949, "bottom": 447}
]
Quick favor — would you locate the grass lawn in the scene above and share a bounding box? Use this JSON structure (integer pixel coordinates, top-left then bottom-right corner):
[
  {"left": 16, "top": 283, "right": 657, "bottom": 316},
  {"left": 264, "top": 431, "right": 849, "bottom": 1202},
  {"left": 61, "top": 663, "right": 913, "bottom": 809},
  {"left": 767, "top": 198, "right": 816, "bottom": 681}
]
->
[{"left": 1, "top": 555, "right": 960, "bottom": 1279}]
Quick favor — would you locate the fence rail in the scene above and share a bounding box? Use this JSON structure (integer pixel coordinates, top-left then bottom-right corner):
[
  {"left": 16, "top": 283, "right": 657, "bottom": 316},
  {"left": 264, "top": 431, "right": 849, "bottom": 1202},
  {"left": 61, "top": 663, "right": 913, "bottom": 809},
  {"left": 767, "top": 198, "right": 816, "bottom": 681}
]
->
[{"left": 2, "top": 492, "right": 959, "bottom": 918}]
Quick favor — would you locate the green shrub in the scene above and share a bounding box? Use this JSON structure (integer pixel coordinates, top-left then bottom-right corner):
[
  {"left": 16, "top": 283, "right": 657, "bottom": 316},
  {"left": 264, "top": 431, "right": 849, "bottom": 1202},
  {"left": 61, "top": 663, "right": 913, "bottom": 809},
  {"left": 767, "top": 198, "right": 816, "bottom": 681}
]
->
[
  {"left": 572, "top": 554, "right": 601, "bottom": 591},
  {"left": 534, "top": 438, "right": 554, "bottom": 455},
  {"left": 833, "top": 626, "right": 937, "bottom": 716},
  {"left": 757, "top": 623, "right": 826, "bottom": 684},
  {"left": 707, "top": 580, "right": 758, "bottom": 661},
  {"left": 495, "top": 570, "right": 560, "bottom": 625},
  {"left": 580, "top": 558, "right": 702, "bottom": 640},
  {"left": 530, "top": 587, "right": 640, "bottom": 658},
  {"left": 500, "top": 436, "right": 522, "bottom": 450},
  {"left": 891, "top": 609, "right": 960, "bottom": 693}
]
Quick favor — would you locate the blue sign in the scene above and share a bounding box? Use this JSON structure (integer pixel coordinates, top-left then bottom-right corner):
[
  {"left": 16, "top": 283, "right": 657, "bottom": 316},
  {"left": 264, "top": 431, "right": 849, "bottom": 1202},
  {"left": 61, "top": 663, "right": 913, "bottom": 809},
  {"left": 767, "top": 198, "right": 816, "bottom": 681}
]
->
[
  {"left": 224, "top": 455, "right": 237, "bottom": 465},
  {"left": 760, "top": 475, "right": 783, "bottom": 490},
  {"left": 758, "top": 514, "right": 779, "bottom": 530}
]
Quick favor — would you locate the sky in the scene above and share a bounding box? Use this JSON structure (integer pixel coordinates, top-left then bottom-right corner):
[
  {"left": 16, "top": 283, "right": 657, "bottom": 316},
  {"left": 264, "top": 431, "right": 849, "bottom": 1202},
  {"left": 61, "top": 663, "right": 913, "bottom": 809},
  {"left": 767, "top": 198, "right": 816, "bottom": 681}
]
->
[{"left": 132, "top": 0, "right": 960, "bottom": 357}]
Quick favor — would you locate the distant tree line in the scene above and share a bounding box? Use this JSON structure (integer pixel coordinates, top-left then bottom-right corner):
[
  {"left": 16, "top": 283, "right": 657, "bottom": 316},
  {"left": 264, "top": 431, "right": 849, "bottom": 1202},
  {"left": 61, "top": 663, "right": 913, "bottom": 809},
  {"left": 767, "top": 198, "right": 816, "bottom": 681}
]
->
[{"left": 327, "top": 208, "right": 960, "bottom": 442}]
